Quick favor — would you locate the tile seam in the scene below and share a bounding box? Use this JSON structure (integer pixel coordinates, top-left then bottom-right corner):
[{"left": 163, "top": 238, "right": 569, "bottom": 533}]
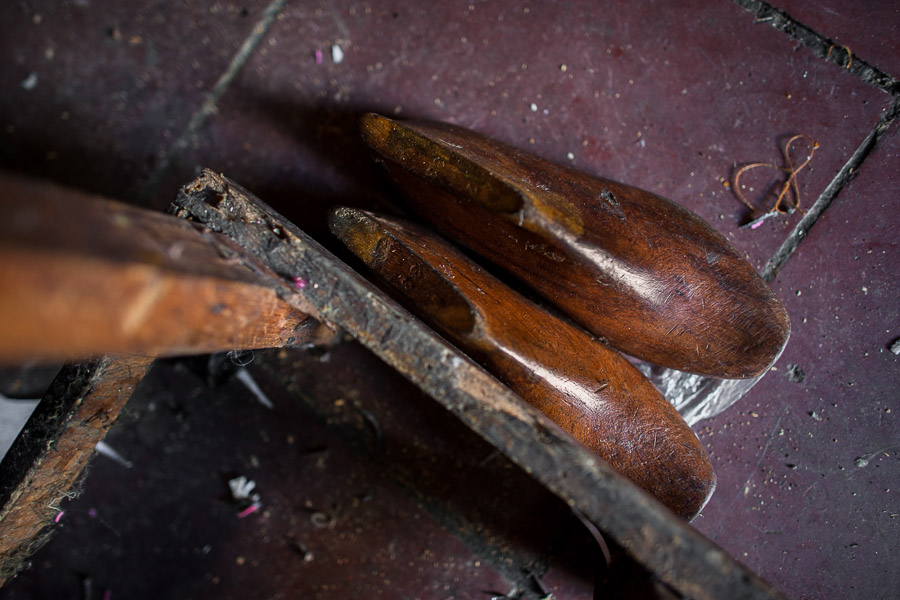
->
[
  {"left": 660, "top": 99, "right": 897, "bottom": 425},
  {"left": 761, "top": 97, "right": 899, "bottom": 282},
  {"left": 137, "top": 0, "right": 289, "bottom": 207},
  {"left": 255, "top": 362, "right": 551, "bottom": 600},
  {"left": 730, "top": 0, "right": 899, "bottom": 96}
]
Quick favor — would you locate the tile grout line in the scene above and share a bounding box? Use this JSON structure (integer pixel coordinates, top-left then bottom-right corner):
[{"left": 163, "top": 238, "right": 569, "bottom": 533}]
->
[
  {"left": 729, "top": 1, "right": 900, "bottom": 282},
  {"left": 137, "top": 0, "right": 289, "bottom": 207},
  {"left": 661, "top": 5, "right": 898, "bottom": 419},
  {"left": 254, "top": 363, "right": 551, "bottom": 599},
  {"left": 761, "top": 97, "right": 899, "bottom": 282},
  {"left": 663, "top": 95, "right": 896, "bottom": 421},
  {"left": 731, "top": 0, "right": 899, "bottom": 95}
]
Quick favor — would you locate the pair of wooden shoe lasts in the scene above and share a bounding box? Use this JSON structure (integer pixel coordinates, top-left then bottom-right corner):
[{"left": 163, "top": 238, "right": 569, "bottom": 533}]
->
[{"left": 329, "top": 114, "right": 790, "bottom": 522}]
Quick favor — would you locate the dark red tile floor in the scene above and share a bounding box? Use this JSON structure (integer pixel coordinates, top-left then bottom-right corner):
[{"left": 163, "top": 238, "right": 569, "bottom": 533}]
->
[
  {"left": 1, "top": 1, "right": 897, "bottom": 598},
  {"left": 775, "top": 0, "right": 900, "bottom": 76},
  {"left": 692, "top": 129, "right": 900, "bottom": 598},
  {"left": 0, "top": 350, "right": 600, "bottom": 599}
]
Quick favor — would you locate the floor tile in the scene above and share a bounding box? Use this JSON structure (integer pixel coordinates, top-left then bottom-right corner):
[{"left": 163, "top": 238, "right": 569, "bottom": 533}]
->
[
  {"left": 773, "top": 0, "right": 900, "bottom": 76},
  {"left": 174, "top": 0, "right": 887, "bottom": 269},
  {"left": 0, "top": 0, "right": 275, "bottom": 202},
  {"left": 0, "top": 355, "right": 536, "bottom": 599},
  {"left": 693, "top": 130, "right": 900, "bottom": 599}
]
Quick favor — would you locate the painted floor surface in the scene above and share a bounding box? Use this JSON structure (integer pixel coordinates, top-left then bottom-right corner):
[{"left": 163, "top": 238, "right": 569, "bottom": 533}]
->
[{"left": 0, "top": 1, "right": 897, "bottom": 598}]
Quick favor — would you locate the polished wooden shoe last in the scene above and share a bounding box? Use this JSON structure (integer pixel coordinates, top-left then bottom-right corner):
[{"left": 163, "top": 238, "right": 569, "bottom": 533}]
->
[
  {"left": 331, "top": 208, "right": 717, "bottom": 521},
  {"left": 359, "top": 114, "right": 790, "bottom": 379}
]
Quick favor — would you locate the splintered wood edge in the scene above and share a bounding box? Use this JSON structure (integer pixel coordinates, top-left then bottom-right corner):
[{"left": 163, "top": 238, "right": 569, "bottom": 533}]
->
[
  {"left": 0, "top": 173, "right": 318, "bottom": 362},
  {"left": 0, "top": 356, "right": 154, "bottom": 584},
  {"left": 170, "top": 169, "right": 786, "bottom": 600}
]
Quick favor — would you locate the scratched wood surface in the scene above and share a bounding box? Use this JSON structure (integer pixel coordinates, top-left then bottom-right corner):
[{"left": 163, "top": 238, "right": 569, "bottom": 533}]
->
[
  {"left": 0, "top": 174, "right": 329, "bottom": 582},
  {"left": 0, "top": 174, "right": 317, "bottom": 364},
  {"left": 359, "top": 114, "right": 791, "bottom": 380},
  {"left": 330, "top": 208, "right": 717, "bottom": 521}
]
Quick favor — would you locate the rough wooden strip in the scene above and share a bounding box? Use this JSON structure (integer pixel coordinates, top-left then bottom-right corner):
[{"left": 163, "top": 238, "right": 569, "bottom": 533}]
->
[
  {"left": 0, "top": 356, "right": 153, "bottom": 584},
  {"left": 0, "top": 174, "right": 318, "bottom": 363},
  {"left": 0, "top": 250, "right": 316, "bottom": 362},
  {"left": 171, "top": 170, "right": 787, "bottom": 600}
]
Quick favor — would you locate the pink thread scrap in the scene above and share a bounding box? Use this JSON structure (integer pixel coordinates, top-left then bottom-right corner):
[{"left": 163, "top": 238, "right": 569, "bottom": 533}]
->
[
  {"left": 55, "top": 511, "right": 64, "bottom": 523},
  {"left": 750, "top": 220, "right": 764, "bottom": 229},
  {"left": 314, "top": 49, "right": 323, "bottom": 64},
  {"left": 293, "top": 276, "right": 307, "bottom": 289},
  {"left": 237, "top": 503, "right": 261, "bottom": 519}
]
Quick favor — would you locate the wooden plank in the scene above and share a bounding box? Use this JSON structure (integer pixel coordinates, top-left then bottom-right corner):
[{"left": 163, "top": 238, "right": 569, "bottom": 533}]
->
[
  {"left": 0, "top": 174, "right": 319, "bottom": 364},
  {"left": 0, "top": 356, "right": 153, "bottom": 583},
  {"left": 171, "top": 169, "right": 787, "bottom": 600}
]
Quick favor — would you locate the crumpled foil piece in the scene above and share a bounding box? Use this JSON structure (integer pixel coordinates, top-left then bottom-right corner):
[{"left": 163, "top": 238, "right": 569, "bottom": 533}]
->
[{"left": 636, "top": 365, "right": 765, "bottom": 426}]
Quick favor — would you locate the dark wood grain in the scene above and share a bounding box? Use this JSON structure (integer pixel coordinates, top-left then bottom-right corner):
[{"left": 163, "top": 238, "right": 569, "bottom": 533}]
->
[
  {"left": 359, "top": 114, "right": 791, "bottom": 379},
  {"left": 330, "top": 208, "right": 716, "bottom": 521}
]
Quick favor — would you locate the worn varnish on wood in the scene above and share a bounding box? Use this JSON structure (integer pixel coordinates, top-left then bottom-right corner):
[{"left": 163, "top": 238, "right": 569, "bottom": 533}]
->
[
  {"left": 0, "top": 173, "right": 327, "bottom": 582},
  {"left": 330, "top": 208, "right": 716, "bottom": 521},
  {"left": 0, "top": 173, "right": 317, "bottom": 364},
  {"left": 359, "top": 114, "right": 791, "bottom": 379},
  {"left": 172, "top": 170, "right": 786, "bottom": 600}
]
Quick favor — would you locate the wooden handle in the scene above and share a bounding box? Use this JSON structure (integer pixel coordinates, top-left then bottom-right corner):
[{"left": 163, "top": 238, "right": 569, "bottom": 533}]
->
[
  {"left": 0, "top": 173, "right": 317, "bottom": 363},
  {"left": 359, "top": 113, "right": 790, "bottom": 379},
  {"left": 330, "top": 208, "right": 716, "bottom": 521}
]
